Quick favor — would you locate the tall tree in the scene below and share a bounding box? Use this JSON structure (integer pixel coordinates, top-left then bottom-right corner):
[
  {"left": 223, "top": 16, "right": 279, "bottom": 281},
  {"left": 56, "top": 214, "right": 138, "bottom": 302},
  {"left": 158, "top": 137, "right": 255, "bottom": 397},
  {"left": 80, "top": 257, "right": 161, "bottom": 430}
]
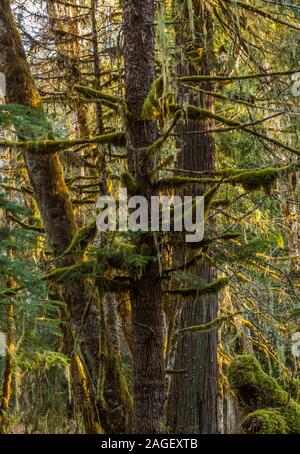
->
[
  {"left": 167, "top": 0, "right": 218, "bottom": 433},
  {"left": 123, "top": 0, "right": 166, "bottom": 433}
]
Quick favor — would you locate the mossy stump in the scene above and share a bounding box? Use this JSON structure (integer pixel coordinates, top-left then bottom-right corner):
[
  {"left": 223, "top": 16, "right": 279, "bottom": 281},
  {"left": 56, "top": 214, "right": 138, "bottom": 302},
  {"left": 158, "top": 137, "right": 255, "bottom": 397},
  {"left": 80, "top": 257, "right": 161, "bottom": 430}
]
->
[{"left": 228, "top": 355, "right": 300, "bottom": 434}]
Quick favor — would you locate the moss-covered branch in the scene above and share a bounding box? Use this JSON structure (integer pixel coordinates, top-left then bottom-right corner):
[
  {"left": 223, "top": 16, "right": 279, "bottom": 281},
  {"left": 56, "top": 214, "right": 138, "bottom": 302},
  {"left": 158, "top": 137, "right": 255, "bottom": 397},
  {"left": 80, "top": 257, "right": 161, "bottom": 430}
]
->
[
  {"left": 155, "top": 165, "right": 295, "bottom": 194},
  {"left": 165, "top": 276, "right": 229, "bottom": 297},
  {"left": 154, "top": 176, "right": 218, "bottom": 190},
  {"left": 0, "top": 132, "right": 126, "bottom": 153},
  {"left": 177, "top": 313, "right": 238, "bottom": 335},
  {"left": 225, "top": 165, "right": 294, "bottom": 193},
  {"left": 74, "top": 84, "right": 123, "bottom": 113},
  {"left": 178, "top": 69, "right": 300, "bottom": 83},
  {"left": 8, "top": 214, "right": 44, "bottom": 233},
  {"left": 141, "top": 76, "right": 166, "bottom": 120},
  {"left": 46, "top": 261, "right": 132, "bottom": 291}
]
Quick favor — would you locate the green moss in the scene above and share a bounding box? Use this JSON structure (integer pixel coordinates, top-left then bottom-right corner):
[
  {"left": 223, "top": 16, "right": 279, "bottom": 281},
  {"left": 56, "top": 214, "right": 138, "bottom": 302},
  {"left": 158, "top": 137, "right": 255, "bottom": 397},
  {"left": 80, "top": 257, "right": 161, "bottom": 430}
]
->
[
  {"left": 215, "top": 168, "right": 246, "bottom": 178},
  {"left": 228, "top": 355, "right": 288, "bottom": 411},
  {"left": 165, "top": 276, "right": 229, "bottom": 298},
  {"left": 203, "top": 181, "right": 223, "bottom": 217},
  {"left": 210, "top": 197, "right": 231, "bottom": 208},
  {"left": 226, "top": 166, "right": 291, "bottom": 193},
  {"left": 228, "top": 355, "right": 300, "bottom": 433},
  {"left": 120, "top": 171, "right": 139, "bottom": 195},
  {"left": 74, "top": 84, "right": 119, "bottom": 105},
  {"left": 141, "top": 76, "right": 164, "bottom": 120},
  {"left": 242, "top": 401, "right": 300, "bottom": 434},
  {"left": 62, "top": 221, "right": 97, "bottom": 258},
  {"left": 0, "top": 132, "right": 126, "bottom": 153},
  {"left": 154, "top": 176, "right": 217, "bottom": 190},
  {"left": 242, "top": 409, "right": 288, "bottom": 434},
  {"left": 283, "top": 400, "right": 300, "bottom": 433},
  {"left": 46, "top": 261, "right": 94, "bottom": 282},
  {"left": 282, "top": 378, "right": 300, "bottom": 400},
  {"left": 177, "top": 313, "right": 237, "bottom": 335},
  {"left": 173, "top": 104, "right": 238, "bottom": 127}
]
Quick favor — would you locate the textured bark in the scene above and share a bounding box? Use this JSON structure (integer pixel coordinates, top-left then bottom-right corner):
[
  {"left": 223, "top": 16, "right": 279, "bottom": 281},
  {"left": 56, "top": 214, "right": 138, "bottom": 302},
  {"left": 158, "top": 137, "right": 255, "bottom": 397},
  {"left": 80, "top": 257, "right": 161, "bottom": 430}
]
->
[
  {"left": 123, "top": 0, "right": 166, "bottom": 433},
  {"left": 166, "top": 1, "right": 218, "bottom": 434}
]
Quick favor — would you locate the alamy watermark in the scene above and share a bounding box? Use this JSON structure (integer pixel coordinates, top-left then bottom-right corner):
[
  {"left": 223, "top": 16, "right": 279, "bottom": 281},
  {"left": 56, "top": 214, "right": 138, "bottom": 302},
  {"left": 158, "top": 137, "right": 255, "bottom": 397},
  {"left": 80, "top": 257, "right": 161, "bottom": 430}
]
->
[
  {"left": 291, "top": 332, "right": 300, "bottom": 358},
  {"left": 0, "top": 332, "right": 6, "bottom": 357},
  {"left": 0, "top": 72, "right": 6, "bottom": 98},
  {"left": 291, "top": 72, "right": 300, "bottom": 97},
  {"left": 96, "top": 189, "right": 204, "bottom": 243}
]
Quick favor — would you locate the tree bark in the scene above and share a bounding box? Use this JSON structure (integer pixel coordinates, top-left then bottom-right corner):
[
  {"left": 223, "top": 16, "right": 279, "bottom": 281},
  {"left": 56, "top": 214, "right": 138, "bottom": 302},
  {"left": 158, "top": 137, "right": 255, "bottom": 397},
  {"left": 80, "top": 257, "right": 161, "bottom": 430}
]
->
[
  {"left": 167, "top": 0, "right": 218, "bottom": 434},
  {"left": 123, "top": 0, "right": 166, "bottom": 433}
]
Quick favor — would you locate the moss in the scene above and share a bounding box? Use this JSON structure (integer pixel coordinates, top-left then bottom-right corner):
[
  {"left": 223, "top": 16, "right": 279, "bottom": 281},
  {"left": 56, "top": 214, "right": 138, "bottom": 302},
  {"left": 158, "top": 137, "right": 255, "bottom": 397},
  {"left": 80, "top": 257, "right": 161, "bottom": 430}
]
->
[
  {"left": 189, "top": 231, "right": 241, "bottom": 250},
  {"left": 154, "top": 176, "right": 217, "bottom": 190},
  {"left": 242, "top": 401, "right": 300, "bottom": 434},
  {"left": 210, "top": 197, "right": 231, "bottom": 208},
  {"left": 282, "top": 378, "right": 300, "bottom": 400},
  {"left": 141, "top": 76, "right": 164, "bottom": 120},
  {"left": 177, "top": 313, "right": 237, "bottom": 335},
  {"left": 228, "top": 355, "right": 288, "bottom": 411},
  {"left": 74, "top": 84, "right": 119, "bottom": 105},
  {"left": 67, "top": 221, "right": 97, "bottom": 254},
  {"left": 229, "top": 356, "right": 300, "bottom": 432},
  {"left": 8, "top": 214, "right": 44, "bottom": 232},
  {"left": 226, "top": 166, "right": 291, "bottom": 193},
  {"left": 148, "top": 155, "right": 175, "bottom": 182},
  {"left": 120, "top": 171, "right": 139, "bottom": 195},
  {"left": 0, "top": 132, "right": 126, "bottom": 153},
  {"left": 215, "top": 167, "right": 246, "bottom": 178},
  {"left": 283, "top": 400, "right": 300, "bottom": 433},
  {"left": 242, "top": 409, "right": 288, "bottom": 434},
  {"left": 172, "top": 104, "right": 238, "bottom": 127},
  {"left": 46, "top": 260, "right": 100, "bottom": 282},
  {"left": 178, "top": 69, "right": 297, "bottom": 83},
  {"left": 165, "top": 276, "right": 229, "bottom": 297},
  {"left": 203, "top": 181, "right": 223, "bottom": 217}
]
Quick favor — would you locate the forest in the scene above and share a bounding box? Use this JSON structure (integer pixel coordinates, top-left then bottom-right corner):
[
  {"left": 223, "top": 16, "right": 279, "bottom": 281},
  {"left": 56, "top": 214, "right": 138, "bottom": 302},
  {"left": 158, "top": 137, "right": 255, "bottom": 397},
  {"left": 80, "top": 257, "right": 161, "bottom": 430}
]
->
[{"left": 1, "top": 0, "right": 300, "bottom": 436}]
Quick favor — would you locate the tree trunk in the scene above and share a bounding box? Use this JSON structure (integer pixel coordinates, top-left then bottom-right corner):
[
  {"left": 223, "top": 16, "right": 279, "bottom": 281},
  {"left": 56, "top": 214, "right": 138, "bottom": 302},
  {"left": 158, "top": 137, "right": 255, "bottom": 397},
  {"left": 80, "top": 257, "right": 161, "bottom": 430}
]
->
[
  {"left": 167, "top": 0, "right": 218, "bottom": 434},
  {"left": 123, "top": 0, "right": 166, "bottom": 433}
]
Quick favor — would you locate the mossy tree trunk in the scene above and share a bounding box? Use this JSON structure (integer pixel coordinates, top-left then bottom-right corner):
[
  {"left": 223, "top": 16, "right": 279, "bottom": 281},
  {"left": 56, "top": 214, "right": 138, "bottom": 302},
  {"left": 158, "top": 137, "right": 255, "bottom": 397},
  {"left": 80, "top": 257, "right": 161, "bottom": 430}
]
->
[
  {"left": 123, "top": 0, "right": 166, "bottom": 433},
  {"left": 166, "top": 0, "right": 218, "bottom": 434}
]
